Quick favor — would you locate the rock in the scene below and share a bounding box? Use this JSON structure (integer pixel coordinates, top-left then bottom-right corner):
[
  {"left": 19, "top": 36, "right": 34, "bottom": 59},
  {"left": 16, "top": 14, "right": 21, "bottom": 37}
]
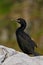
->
[{"left": 0, "top": 45, "right": 43, "bottom": 65}]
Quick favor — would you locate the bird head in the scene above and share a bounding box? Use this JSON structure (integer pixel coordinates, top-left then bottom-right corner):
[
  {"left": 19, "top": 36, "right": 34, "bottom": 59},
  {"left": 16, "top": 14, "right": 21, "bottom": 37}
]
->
[{"left": 16, "top": 18, "right": 26, "bottom": 25}]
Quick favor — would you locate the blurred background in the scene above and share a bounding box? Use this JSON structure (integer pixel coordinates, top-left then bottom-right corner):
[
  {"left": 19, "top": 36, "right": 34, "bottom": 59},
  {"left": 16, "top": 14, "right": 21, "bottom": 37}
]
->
[{"left": 0, "top": 0, "right": 43, "bottom": 54}]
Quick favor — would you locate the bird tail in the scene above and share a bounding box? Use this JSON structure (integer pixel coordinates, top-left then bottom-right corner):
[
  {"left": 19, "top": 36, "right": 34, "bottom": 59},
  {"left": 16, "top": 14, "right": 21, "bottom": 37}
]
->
[{"left": 33, "top": 52, "right": 40, "bottom": 56}]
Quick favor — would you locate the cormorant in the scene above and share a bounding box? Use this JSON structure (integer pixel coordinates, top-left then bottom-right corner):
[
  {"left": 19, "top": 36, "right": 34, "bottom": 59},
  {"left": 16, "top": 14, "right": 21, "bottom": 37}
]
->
[{"left": 16, "top": 18, "right": 39, "bottom": 56}]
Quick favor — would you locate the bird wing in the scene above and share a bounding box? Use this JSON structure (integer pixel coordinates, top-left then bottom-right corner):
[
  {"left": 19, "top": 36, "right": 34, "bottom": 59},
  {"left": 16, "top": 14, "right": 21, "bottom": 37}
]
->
[
  {"left": 17, "top": 32, "right": 33, "bottom": 50},
  {"left": 17, "top": 33, "right": 35, "bottom": 54},
  {"left": 18, "top": 31, "right": 37, "bottom": 48}
]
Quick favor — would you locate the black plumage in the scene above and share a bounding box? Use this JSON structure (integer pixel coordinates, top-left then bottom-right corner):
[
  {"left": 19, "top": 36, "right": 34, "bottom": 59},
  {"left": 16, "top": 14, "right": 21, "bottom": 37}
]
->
[{"left": 16, "top": 18, "right": 39, "bottom": 56}]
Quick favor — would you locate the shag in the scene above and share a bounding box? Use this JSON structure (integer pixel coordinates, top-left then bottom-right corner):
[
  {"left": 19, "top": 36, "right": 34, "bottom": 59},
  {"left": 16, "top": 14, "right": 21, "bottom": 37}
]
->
[{"left": 16, "top": 18, "right": 39, "bottom": 56}]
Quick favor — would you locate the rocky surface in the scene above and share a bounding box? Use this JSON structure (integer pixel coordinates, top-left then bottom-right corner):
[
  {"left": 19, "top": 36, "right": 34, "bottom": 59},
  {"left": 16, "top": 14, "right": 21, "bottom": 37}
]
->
[{"left": 0, "top": 45, "right": 43, "bottom": 65}]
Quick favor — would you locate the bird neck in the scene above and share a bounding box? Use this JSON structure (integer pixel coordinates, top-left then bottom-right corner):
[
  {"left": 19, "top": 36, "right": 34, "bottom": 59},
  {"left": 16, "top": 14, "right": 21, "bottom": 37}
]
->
[{"left": 18, "top": 23, "right": 26, "bottom": 31}]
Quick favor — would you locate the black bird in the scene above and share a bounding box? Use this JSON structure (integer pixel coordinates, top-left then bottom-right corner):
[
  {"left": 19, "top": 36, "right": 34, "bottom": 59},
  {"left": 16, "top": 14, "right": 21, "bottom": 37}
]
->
[{"left": 16, "top": 18, "right": 39, "bottom": 56}]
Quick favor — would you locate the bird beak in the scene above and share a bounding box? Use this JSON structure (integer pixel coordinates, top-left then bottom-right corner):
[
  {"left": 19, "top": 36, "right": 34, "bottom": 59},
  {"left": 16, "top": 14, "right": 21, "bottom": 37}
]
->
[{"left": 16, "top": 19, "right": 20, "bottom": 23}]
